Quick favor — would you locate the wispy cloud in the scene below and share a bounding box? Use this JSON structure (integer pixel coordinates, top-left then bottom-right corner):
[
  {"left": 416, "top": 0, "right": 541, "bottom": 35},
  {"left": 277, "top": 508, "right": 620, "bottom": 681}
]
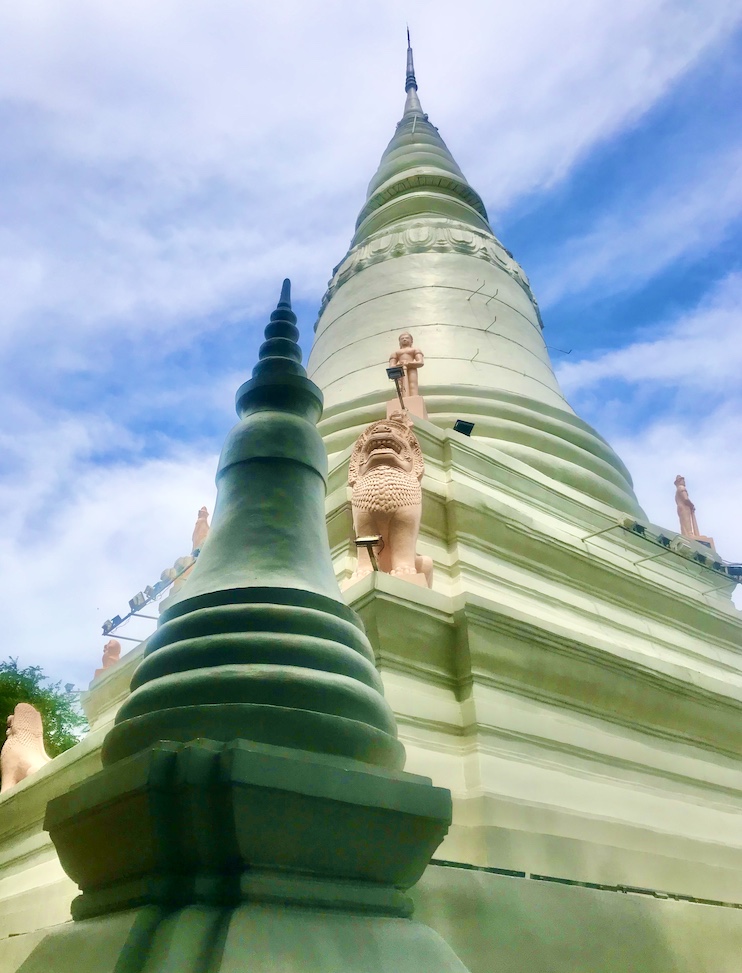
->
[
  {"left": 0, "top": 417, "right": 217, "bottom": 688},
  {"left": 538, "top": 147, "right": 742, "bottom": 307},
  {"left": 557, "top": 272, "right": 742, "bottom": 394}
]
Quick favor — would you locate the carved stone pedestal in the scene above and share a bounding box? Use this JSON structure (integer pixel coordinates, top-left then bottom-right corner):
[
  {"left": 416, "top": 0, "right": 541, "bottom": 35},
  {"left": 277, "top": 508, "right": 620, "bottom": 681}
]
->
[{"left": 387, "top": 395, "right": 428, "bottom": 420}]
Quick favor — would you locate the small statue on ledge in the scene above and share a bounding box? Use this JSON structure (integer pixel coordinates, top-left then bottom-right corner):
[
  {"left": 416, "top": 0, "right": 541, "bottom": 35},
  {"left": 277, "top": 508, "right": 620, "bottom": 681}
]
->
[
  {"left": 387, "top": 332, "right": 428, "bottom": 419},
  {"left": 191, "top": 505, "right": 210, "bottom": 554},
  {"left": 674, "top": 475, "right": 715, "bottom": 549},
  {"left": 346, "top": 412, "right": 432, "bottom": 589},
  {"left": 158, "top": 507, "right": 210, "bottom": 613},
  {"left": 1, "top": 703, "right": 51, "bottom": 794},
  {"left": 389, "top": 332, "right": 424, "bottom": 396},
  {"left": 94, "top": 638, "right": 122, "bottom": 679}
]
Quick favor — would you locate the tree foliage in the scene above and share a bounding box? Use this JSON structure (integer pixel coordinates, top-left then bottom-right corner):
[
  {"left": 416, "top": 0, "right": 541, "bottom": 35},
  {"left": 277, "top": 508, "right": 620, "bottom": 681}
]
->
[{"left": 0, "top": 658, "right": 88, "bottom": 757}]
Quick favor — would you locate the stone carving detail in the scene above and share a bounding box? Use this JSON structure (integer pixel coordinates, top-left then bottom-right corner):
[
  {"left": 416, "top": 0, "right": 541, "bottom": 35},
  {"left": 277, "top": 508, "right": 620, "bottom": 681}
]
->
[
  {"left": 347, "top": 413, "right": 432, "bottom": 588},
  {"left": 674, "top": 475, "right": 715, "bottom": 549},
  {"left": 1, "top": 703, "right": 51, "bottom": 794},
  {"left": 95, "top": 638, "right": 122, "bottom": 679},
  {"left": 315, "top": 218, "right": 543, "bottom": 329}
]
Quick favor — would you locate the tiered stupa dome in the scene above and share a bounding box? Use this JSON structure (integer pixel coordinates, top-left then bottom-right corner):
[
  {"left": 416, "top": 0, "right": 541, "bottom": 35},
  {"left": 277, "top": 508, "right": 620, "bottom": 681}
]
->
[{"left": 307, "top": 40, "right": 643, "bottom": 516}]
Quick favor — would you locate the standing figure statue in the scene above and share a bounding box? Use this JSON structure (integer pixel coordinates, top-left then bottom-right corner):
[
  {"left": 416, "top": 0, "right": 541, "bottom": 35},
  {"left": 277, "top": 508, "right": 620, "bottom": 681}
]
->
[
  {"left": 674, "top": 475, "right": 715, "bottom": 549},
  {"left": 191, "top": 506, "right": 210, "bottom": 554},
  {"left": 389, "top": 332, "right": 424, "bottom": 397},
  {"left": 674, "top": 475, "right": 700, "bottom": 538},
  {"left": 1, "top": 703, "right": 51, "bottom": 794}
]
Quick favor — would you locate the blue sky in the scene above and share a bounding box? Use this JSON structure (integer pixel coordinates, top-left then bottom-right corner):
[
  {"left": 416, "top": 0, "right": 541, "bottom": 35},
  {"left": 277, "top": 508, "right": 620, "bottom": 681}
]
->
[{"left": 1, "top": 0, "right": 741, "bottom": 689}]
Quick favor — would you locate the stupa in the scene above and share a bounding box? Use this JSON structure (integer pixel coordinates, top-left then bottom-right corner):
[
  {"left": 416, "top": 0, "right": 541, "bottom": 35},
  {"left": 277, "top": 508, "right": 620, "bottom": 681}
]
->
[{"left": 1, "top": 38, "right": 742, "bottom": 973}]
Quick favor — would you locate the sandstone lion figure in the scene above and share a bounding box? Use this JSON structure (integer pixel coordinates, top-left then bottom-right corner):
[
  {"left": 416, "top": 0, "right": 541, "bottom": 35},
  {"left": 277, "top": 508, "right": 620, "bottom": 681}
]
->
[
  {"left": 348, "top": 413, "right": 432, "bottom": 586},
  {"left": 1, "top": 702, "right": 51, "bottom": 794}
]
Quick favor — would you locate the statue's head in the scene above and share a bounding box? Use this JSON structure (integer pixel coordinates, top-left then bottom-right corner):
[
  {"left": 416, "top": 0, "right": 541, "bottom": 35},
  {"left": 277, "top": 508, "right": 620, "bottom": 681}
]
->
[
  {"left": 9, "top": 703, "right": 44, "bottom": 741},
  {"left": 398, "top": 332, "right": 413, "bottom": 348},
  {"left": 103, "top": 639, "right": 121, "bottom": 663},
  {"left": 674, "top": 475, "right": 685, "bottom": 488},
  {"left": 197, "top": 506, "right": 208, "bottom": 519},
  {"left": 349, "top": 414, "right": 424, "bottom": 485}
]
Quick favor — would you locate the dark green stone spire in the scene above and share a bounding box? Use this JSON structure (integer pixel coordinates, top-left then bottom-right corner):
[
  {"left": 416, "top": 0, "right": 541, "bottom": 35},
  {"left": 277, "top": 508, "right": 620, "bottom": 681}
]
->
[
  {"left": 45, "top": 281, "right": 452, "bottom": 932},
  {"left": 102, "top": 280, "right": 404, "bottom": 771}
]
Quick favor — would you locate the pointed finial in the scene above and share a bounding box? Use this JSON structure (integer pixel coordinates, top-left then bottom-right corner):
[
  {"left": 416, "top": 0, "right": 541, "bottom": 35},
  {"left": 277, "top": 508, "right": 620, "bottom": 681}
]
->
[
  {"left": 403, "top": 29, "right": 424, "bottom": 116},
  {"left": 250, "top": 277, "right": 304, "bottom": 385},
  {"left": 405, "top": 27, "right": 417, "bottom": 92}
]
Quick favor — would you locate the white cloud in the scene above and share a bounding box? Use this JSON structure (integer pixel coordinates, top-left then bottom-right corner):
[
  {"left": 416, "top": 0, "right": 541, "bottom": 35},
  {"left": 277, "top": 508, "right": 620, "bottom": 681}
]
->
[
  {"left": 0, "top": 0, "right": 739, "bottom": 353},
  {"left": 0, "top": 413, "right": 217, "bottom": 689},
  {"left": 557, "top": 272, "right": 742, "bottom": 394},
  {"left": 538, "top": 147, "right": 742, "bottom": 307}
]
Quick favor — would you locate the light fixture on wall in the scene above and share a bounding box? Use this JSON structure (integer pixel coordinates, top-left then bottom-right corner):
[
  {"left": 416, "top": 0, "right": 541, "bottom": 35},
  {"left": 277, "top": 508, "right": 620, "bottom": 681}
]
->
[
  {"left": 453, "top": 419, "right": 474, "bottom": 437},
  {"left": 386, "top": 366, "right": 406, "bottom": 411},
  {"left": 355, "top": 535, "right": 384, "bottom": 572}
]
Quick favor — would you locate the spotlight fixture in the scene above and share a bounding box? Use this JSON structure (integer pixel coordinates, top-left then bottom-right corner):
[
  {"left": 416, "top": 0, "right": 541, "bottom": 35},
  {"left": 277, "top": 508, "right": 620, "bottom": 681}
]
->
[
  {"left": 355, "top": 534, "right": 384, "bottom": 572},
  {"left": 453, "top": 419, "right": 475, "bottom": 437},
  {"left": 128, "top": 591, "right": 147, "bottom": 612},
  {"left": 657, "top": 534, "right": 671, "bottom": 547},
  {"left": 386, "top": 366, "right": 406, "bottom": 411},
  {"left": 102, "top": 615, "right": 123, "bottom": 636},
  {"left": 726, "top": 564, "right": 742, "bottom": 578},
  {"left": 621, "top": 517, "right": 647, "bottom": 536},
  {"left": 669, "top": 536, "right": 694, "bottom": 555},
  {"left": 143, "top": 585, "right": 155, "bottom": 599}
]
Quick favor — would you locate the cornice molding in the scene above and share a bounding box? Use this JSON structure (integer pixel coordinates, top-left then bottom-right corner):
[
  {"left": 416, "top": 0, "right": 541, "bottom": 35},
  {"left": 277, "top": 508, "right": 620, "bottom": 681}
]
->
[{"left": 314, "top": 218, "right": 543, "bottom": 331}]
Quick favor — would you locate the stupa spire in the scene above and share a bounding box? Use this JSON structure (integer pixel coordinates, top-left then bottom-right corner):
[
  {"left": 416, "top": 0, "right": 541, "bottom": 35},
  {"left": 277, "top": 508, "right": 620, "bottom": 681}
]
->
[
  {"left": 404, "top": 28, "right": 424, "bottom": 116},
  {"left": 307, "top": 47, "right": 645, "bottom": 517}
]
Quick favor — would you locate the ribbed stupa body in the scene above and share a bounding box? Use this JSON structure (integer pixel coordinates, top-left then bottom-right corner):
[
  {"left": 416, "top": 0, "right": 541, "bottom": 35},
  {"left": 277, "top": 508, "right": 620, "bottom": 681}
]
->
[
  {"left": 307, "top": 50, "right": 643, "bottom": 516},
  {"left": 104, "top": 280, "right": 404, "bottom": 770}
]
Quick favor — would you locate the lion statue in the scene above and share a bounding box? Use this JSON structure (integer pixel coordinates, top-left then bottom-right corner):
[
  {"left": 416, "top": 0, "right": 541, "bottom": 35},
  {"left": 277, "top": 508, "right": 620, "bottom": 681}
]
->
[
  {"left": 348, "top": 413, "right": 432, "bottom": 587},
  {"left": 1, "top": 702, "right": 51, "bottom": 794}
]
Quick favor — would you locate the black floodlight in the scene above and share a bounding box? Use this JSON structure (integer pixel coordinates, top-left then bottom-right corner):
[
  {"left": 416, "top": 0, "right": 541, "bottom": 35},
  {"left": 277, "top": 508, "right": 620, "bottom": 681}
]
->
[
  {"left": 453, "top": 419, "right": 475, "bottom": 437},
  {"left": 102, "top": 614, "right": 123, "bottom": 635},
  {"left": 657, "top": 534, "right": 671, "bottom": 547},
  {"left": 129, "top": 591, "right": 147, "bottom": 612},
  {"left": 355, "top": 534, "right": 384, "bottom": 572},
  {"left": 726, "top": 564, "right": 742, "bottom": 578},
  {"left": 621, "top": 517, "right": 646, "bottom": 536}
]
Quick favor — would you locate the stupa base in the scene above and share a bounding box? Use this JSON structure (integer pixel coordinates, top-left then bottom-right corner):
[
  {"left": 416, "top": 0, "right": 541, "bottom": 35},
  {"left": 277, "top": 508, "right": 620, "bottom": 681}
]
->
[
  {"left": 10, "top": 900, "right": 470, "bottom": 973},
  {"left": 44, "top": 738, "right": 451, "bottom": 922}
]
